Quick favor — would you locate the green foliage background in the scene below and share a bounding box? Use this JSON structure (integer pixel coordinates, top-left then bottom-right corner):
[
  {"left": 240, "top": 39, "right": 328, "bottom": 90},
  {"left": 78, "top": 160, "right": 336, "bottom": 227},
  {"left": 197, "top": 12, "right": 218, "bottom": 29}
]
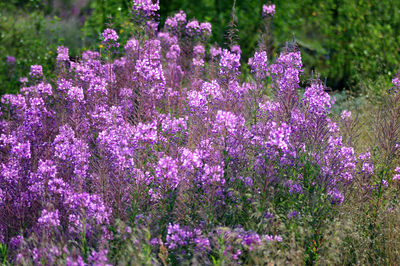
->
[
  {"left": 159, "top": 0, "right": 400, "bottom": 92},
  {"left": 1, "top": 0, "right": 400, "bottom": 94}
]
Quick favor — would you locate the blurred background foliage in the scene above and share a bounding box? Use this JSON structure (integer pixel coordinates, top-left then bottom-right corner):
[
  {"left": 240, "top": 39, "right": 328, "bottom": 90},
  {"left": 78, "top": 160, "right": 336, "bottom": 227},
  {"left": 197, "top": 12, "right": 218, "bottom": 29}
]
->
[{"left": 1, "top": 0, "right": 400, "bottom": 95}]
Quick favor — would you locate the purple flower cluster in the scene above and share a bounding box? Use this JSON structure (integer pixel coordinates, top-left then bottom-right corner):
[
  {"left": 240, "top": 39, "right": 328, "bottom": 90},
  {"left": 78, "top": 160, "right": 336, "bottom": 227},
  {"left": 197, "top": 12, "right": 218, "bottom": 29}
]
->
[
  {"left": 219, "top": 49, "right": 241, "bottom": 76},
  {"left": 7, "top": 56, "right": 16, "bottom": 64},
  {"left": 303, "top": 82, "right": 333, "bottom": 116},
  {"left": 392, "top": 76, "right": 400, "bottom": 93},
  {"left": 37, "top": 209, "right": 60, "bottom": 228},
  {"left": 341, "top": 110, "right": 352, "bottom": 120},
  {"left": 102, "top": 28, "right": 120, "bottom": 49},
  {"left": 0, "top": 2, "right": 372, "bottom": 264},
  {"left": 358, "top": 152, "right": 374, "bottom": 175},
  {"left": 57, "top": 46, "right": 69, "bottom": 62},
  {"left": 393, "top": 167, "right": 400, "bottom": 182},
  {"left": 166, "top": 223, "right": 210, "bottom": 251},
  {"left": 165, "top": 10, "right": 186, "bottom": 30},
  {"left": 133, "top": 0, "right": 160, "bottom": 19},
  {"left": 213, "top": 227, "right": 283, "bottom": 261},
  {"left": 200, "top": 22, "right": 212, "bottom": 37},
  {"left": 29, "top": 64, "right": 43, "bottom": 78},
  {"left": 249, "top": 50, "right": 268, "bottom": 79},
  {"left": 164, "top": 10, "right": 212, "bottom": 41},
  {"left": 262, "top": 4, "right": 276, "bottom": 17}
]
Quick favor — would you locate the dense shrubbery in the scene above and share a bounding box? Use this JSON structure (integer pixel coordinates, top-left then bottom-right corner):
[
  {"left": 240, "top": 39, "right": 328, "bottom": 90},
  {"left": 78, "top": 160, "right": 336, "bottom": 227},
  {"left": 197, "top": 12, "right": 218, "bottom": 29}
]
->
[
  {"left": 161, "top": 0, "right": 400, "bottom": 91},
  {"left": 1, "top": 1, "right": 400, "bottom": 265},
  {"left": 3, "top": 0, "right": 400, "bottom": 96},
  {"left": 0, "top": 1, "right": 92, "bottom": 95}
]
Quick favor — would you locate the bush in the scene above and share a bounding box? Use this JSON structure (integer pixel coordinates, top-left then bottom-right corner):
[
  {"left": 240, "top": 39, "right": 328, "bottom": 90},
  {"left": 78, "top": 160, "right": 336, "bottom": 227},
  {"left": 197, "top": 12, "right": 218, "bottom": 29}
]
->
[{"left": 0, "top": 1, "right": 92, "bottom": 96}]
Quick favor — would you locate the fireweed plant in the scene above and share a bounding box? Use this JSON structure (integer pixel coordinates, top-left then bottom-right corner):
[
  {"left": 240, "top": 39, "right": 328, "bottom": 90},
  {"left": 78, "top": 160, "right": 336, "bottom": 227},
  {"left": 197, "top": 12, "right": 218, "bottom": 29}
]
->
[{"left": 1, "top": 1, "right": 400, "bottom": 265}]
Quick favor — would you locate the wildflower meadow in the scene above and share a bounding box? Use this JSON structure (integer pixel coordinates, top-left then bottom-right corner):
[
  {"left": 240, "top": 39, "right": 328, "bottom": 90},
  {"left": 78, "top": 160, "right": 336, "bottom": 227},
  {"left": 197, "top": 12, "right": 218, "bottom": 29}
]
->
[{"left": 1, "top": 1, "right": 400, "bottom": 265}]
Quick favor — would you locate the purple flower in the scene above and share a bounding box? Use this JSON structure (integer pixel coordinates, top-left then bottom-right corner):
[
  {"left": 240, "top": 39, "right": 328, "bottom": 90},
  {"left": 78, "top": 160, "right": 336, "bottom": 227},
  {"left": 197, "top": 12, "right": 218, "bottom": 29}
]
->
[
  {"left": 165, "top": 17, "right": 178, "bottom": 29},
  {"left": 341, "top": 110, "right": 352, "bottom": 120},
  {"left": 249, "top": 50, "right": 268, "bottom": 78},
  {"left": 288, "top": 210, "right": 299, "bottom": 219},
  {"left": 285, "top": 180, "right": 303, "bottom": 194},
  {"left": 156, "top": 156, "right": 180, "bottom": 189},
  {"left": 30, "top": 65, "right": 43, "bottom": 77},
  {"left": 0, "top": 5, "right": 371, "bottom": 262},
  {"left": 219, "top": 49, "right": 241, "bottom": 76},
  {"left": 232, "top": 249, "right": 241, "bottom": 260},
  {"left": 102, "top": 28, "right": 119, "bottom": 49},
  {"left": 150, "top": 238, "right": 160, "bottom": 246},
  {"left": 88, "top": 249, "right": 111, "bottom": 266},
  {"left": 270, "top": 51, "right": 302, "bottom": 94},
  {"left": 241, "top": 231, "right": 261, "bottom": 251},
  {"left": 268, "top": 122, "right": 291, "bottom": 152},
  {"left": 57, "top": 46, "right": 69, "bottom": 61},
  {"left": 165, "top": 11, "right": 186, "bottom": 30},
  {"left": 82, "top": 50, "right": 100, "bottom": 60},
  {"left": 329, "top": 189, "right": 344, "bottom": 205},
  {"left": 166, "top": 223, "right": 192, "bottom": 250},
  {"left": 262, "top": 4, "right": 276, "bottom": 16},
  {"left": 37, "top": 209, "right": 60, "bottom": 228},
  {"left": 193, "top": 44, "right": 205, "bottom": 56},
  {"left": 54, "top": 124, "right": 90, "bottom": 179},
  {"left": 67, "top": 86, "right": 85, "bottom": 102},
  {"left": 166, "top": 44, "right": 181, "bottom": 61},
  {"left": 10, "top": 235, "right": 24, "bottom": 248},
  {"left": 244, "top": 177, "right": 254, "bottom": 187},
  {"left": 264, "top": 212, "right": 274, "bottom": 219},
  {"left": 210, "top": 46, "right": 222, "bottom": 57},
  {"left": 358, "top": 152, "right": 374, "bottom": 175},
  {"left": 265, "top": 234, "right": 283, "bottom": 242},
  {"left": 392, "top": 77, "right": 400, "bottom": 93},
  {"left": 133, "top": 0, "right": 160, "bottom": 18},
  {"left": 102, "top": 28, "right": 118, "bottom": 42},
  {"left": 393, "top": 167, "right": 400, "bottom": 181},
  {"left": 66, "top": 255, "right": 85, "bottom": 266},
  {"left": 186, "top": 20, "right": 200, "bottom": 36},
  {"left": 303, "top": 82, "right": 332, "bottom": 116},
  {"left": 125, "top": 38, "right": 139, "bottom": 52},
  {"left": 231, "top": 45, "right": 241, "bottom": 55},
  {"left": 193, "top": 58, "right": 204, "bottom": 67},
  {"left": 213, "top": 110, "right": 245, "bottom": 135},
  {"left": 174, "top": 10, "right": 186, "bottom": 23},
  {"left": 7, "top": 56, "right": 16, "bottom": 64},
  {"left": 19, "top": 77, "right": 28, "bottom": 83},
  {"left": 200, "top": 22, "right": 212, "bottom": 36}
]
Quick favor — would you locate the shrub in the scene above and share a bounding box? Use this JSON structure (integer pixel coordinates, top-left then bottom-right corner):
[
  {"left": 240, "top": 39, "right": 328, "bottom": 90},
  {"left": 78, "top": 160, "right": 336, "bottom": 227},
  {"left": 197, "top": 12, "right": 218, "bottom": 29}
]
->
[{"left": 0, "top": 1, "right": 91, "bottom": 96}]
